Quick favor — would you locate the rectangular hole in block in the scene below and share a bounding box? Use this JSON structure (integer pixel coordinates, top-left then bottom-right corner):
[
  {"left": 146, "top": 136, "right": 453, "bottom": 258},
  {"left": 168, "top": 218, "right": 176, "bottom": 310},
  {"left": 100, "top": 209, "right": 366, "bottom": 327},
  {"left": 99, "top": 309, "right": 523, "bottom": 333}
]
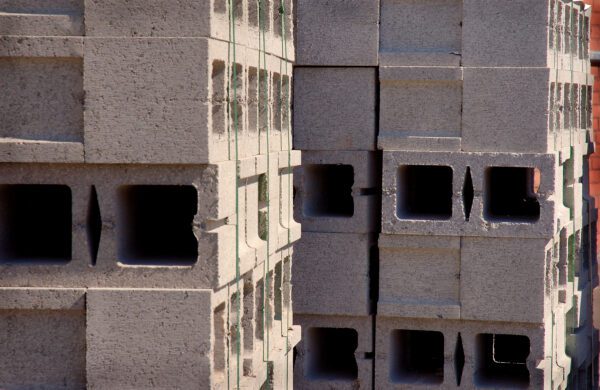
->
[
  {"left": 274, "top": 261, "right": 282, "bottom": 321},
  {"left": 248, "top": 0, "right": 258, "bottom": 27},
  {"left": 211, "top": 60, "right": 227, "bottom": 135},
  {"left": 0, "top": 185, "right": 71, "bottom": 264},
  {"left": 248, "top": 67, "right": 258, "bottom": 133},
  {"left": 0, "top": 309, "right": 86, "bottom": 387},
  {"left": 397, "top": 165, "right": 453, "bottom": 220},
  {"left": 230, "top": 292, "right": 241, "bottom": 355},
  {"left": 213, "top": 303, "right": 226, "bottom": 374},
  {"left": 230, "top": 63, "right": 245, "bottom": 132},
  {"left": 242, "top": 280, "right": 254, "bottom": 376},
  {"left": 475, "top": 334, "right": 530, "bottom": 388},
  {"left": 390, "top": 329, "right": 444, "bottom": 384},
  {"left": 255, "top": 278, "right": 265, "bottom": 341},
  {"left": 484, "top": 167, "right": 541, "bottom": 222},
  {"left": 258, "top": 69, "right": 269, "bottom": 135},
  {"left": 0, "top": 57, "right": 83, "bottom": 143},
  {"left": 258, "top": 174, "right": 268, "bottom": 241},
  {"left": 272, "top": 73, "right": 282, "bottom": 132},
  {"left": 307, "top": 328, "right": 358, "bottom": 381},
  {"left": 117, "top": 185, "right": 198, "bottom": 266},
  {"left": 214, "top": 0, "right": 226, "bottom": 13},
  {"left": 550, "top": 83, "right": 556, "bottom": 132},
  {"left": 281, "top": 75, "right": 290, "bottom": 133},
  {"left": 550, "top": 0, "right": 556, "bottom": 49},
  {"left": 233, "top": 0, "right": 243, "bottom": 19},
  {"left": 303, "top": 164, "right": 354, "bottom": 218}
]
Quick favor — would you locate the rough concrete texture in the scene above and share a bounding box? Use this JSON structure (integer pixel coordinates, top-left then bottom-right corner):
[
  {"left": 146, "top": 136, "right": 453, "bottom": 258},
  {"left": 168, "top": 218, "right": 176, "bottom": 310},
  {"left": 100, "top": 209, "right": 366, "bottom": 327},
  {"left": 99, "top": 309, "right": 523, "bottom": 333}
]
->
[
  {"left": 87, "top": 289, "right": 212, "bottom": 389},
  {"left": 379, "top": 0, "right": 462, "bottom": 66},
  {"left": 294, "top": 232, "right": 375, "bottom": 316},
  {"left": 379, "top": 66, "right": 462, "bottom": 151},
  {"left": 294, "top": 314, "right": 373, "bottom": 390},
  {"left": 295, "top": 0, "right": 379, "bottom": 66},
  {"left": 294, "top": 150, "right": 380, "bottom": 233},
  {"left": 375, "top": 317, "right": 546, "bottom": 389},
  {"left": 294, "top": 67, "right": 377, "bottom": 151}
]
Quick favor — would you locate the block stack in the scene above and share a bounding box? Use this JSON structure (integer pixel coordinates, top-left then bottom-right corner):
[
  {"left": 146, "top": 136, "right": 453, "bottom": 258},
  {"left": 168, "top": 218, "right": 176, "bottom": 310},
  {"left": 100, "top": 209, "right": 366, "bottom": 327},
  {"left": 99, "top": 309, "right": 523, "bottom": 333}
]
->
[
  {"left": 0, "top": 1, "right": 300, "bottom": 389},
  {"left": 293, "top": 1, "right": 598, "bottom": 389}
]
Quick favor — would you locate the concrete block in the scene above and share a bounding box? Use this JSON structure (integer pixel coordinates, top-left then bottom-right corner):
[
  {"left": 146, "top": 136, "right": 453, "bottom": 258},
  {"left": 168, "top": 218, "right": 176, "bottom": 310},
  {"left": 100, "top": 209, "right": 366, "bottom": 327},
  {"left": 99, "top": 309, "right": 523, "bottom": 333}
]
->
[
  {"left": 0, "top": 0, "right": 83, "bottom": 36},
  {"left": 380, "top": 0, "right": 461, "bottom": 66},
  {"left": 0, "top": 36, "right": 83, "bottom": 57},
  {"left": 294, "top": 67, "right": 377, "bottom": 151},
  {"left": 84, "top": 37, "right": 293, "bottom": 164},
  {"left": 379, "top": 66, "right": 462, "bottom": 152},
  {"left": 462, "top": 0, "right": 550, "bottom": 67},
  {"left": 295, "top": 151, "right": 380, "bottom": 233},
  {"left": 382, "top": 150, "right": 557, "bottom": 238},
  {"left": 0, "top": 288, "right": 86, "bottom": 389},
  {"left": 295, "top": 0, "right": 379, "bottom": 65},
  {"left": 461, "top": 237, "right": 549, "bottom": 324},
  {"left": 0, "top": 56, "right": 83, "bottom": 143},
  {"left": 375, "top": 317, "right": 546, "bottom": 389},
  {"left": 293, "top": 232, "right": 374, "bottom": 316},
  {"left": 294, "top": 314, "right": 373, "bottom": 389},
  {"left": 87, "top": 288, "right": 212, "bottom": 389},
  {"left": 378, "top": 235, "right": 460, "bottom": 319}
]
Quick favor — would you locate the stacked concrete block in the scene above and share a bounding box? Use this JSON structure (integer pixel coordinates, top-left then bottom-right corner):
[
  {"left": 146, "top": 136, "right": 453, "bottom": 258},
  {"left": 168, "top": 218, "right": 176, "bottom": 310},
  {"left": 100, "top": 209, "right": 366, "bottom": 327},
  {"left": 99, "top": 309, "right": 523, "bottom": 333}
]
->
[
  {"left": 0, "top": 1, "right": 300, "bottom": 388},
  {"left": 292, "top": 1, "right": 380, "bottom": 388},
  {"left": 294, "top": 0, "right": 598, "bottom": 389}
]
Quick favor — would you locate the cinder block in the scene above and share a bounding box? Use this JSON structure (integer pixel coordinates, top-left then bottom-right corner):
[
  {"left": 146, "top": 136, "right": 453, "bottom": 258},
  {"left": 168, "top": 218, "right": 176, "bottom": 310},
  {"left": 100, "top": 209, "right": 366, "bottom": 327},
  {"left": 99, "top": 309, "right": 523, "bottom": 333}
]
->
[
  {"left": 379, "top": 66, "right": 462, "bottom": 151},
  {"left": 461, "top": 237, "right": 549, "bottom": 324},
  {"left": 379, "top": 0, "right": 462, "bottom": 66},
  {"left": 86, "top": 288, "right": 213, "bottom": 389},
  {"left": 295, "top": 151, "right": 380, "bottom": 233},
  {"left": 0, "top": 0, "right": 83, "bottom": 36},
  {"left": 294, "top": 314, "right": 373, "bottom": 389},
  {"left": 293, "top": 232, "right": 375, "bottom": 316},
  {"left": 382, "top": 150, "right": 557, "bottom": 238},
  {"left": 295, "top": 0, "right": 379, "bottom": 65},
  {"left": 84, "top": 37, "right": 293, "bottom": 164},
  {"left": 375, "top": 317, "right": 546, "bottom": 389},
  {"left": 0, "top": 288, "right": 86, "bottom": 389},
  {"left": 294, "top": 67, "right": 377, "bottom": 151},
  {"left": 462, "top": 67, "right": 592, "bottom": 154},
  {"left": 84, "top": 0, "right": 294, "bottom": 59},
  {"left": 378, "top": 235, "right": 461, "bottom": 319},
  {"left": 0, "top": 36, "right": 84, "bottom": 57}
]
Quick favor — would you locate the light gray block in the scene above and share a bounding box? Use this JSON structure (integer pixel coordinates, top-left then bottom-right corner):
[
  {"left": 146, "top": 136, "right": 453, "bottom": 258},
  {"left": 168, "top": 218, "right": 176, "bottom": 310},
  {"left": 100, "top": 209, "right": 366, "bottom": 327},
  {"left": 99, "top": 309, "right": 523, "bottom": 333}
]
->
[
  {"left": 380, "top": 0, "right": 462, "bottom": 66},
  {"left": 378, "top": 235, "right": 460, "bottom": 319},
  {"left": 382, "top": 150, "right": 557, "bottom": 238},
  {"left": 295, "top": 0, "right": 379, "bottom": 65},
  {"left": 461, "top": 237, "right": 549, "bottom": 324},
  {"left": 294, "top": 67, "right": 377, "bottom": 151},
  {"left": 295, "top": 151, "right": 380, "bottom": 233},
  {"left": 379, "top": 66, "right": 462, "bottom": 152},
  {"left": 0, "top": 36, "right": 84, "bottom": 57},
  {"left": 293, "top": 232, "right": 374, "bottom": 316},
  {"left": 462, "top": 67, "right": 551, "bottom": 153},
  {"left": 375, "top": 317, "right": 546, "bottom": 389},
  {"left": 86, "top": 288, "right": 213, "bottom": 389},
  {"left": 294, "top": 314, "right": 373, "bottom": 390},
  {"left": 0, "top": 288, "right": 86, "bottom": 389}
]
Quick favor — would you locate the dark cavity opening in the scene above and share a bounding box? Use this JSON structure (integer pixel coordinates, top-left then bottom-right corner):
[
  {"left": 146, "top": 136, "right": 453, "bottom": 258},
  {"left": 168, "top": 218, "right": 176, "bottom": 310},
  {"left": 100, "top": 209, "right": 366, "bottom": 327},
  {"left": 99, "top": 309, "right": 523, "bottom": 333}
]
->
[
  {"left": 484, "top": 167, "right": 540, "bottom": 222},
  {"left": 390, "top": 329, "right": 444, "bottom": 384},
  {"left": 303, "top": 165, "right": 354, "bottom": 217},
  {"left": 475, "top": 334, "right": 530, "bottom": 388},
  {"left": 87, "top": 186, "right": 102, "bottom": 266},
  {"left": 307, "top": 327, "right": 358, "bottom": 381},
  {"left": 463, "top": 167, "right": 474, "bottom": 221},
  {"left": 397, "top": 165, "right": 453, "bottom": 220},
  {"left": 117, "top": 185, "right": 198, "bottom": 266},
  {"left": 455, "top": 333, "right": 465, "bottom": 386},
  {"left": 0, "top": 184, "right": 71, "bottom": 264}
]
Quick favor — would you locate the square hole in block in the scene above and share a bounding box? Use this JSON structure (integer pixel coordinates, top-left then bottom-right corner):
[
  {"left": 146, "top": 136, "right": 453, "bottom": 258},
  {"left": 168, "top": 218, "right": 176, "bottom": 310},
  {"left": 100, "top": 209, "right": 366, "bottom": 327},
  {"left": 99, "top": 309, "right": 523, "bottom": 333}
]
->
[
  {"left": 397, "top": 165, "right": 453, "bottom": 220},
  {"left": 475, "top": 334, "right": 530, "bottom": 388},
  {"left": 117, "top": 185, "right": 198, "bottom": 266},
  {"left": 390, "top": 329, "right": 444, "bottom": 384},
  {"left": 0, "top": 185, "right": 71, "bottom": 264},
  {"left": 484, "top": 167, "right": 540, "bottom": 222},
  {"left": 306, "top": 327, "right": 358, "bottom": 381},
  {"left": 303, "top": 165, "right": 354, "bottom": 218},
  {"left": 0, "top": 309, "right": 86, "bottom": 388},
  {"left": 0, "top": 57, "right": 83, "bottom": 142}
]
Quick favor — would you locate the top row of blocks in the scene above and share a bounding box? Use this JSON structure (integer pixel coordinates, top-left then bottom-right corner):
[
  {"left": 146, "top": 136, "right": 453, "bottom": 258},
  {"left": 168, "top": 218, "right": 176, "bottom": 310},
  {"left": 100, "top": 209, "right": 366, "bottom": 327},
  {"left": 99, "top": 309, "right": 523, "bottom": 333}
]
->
[
  {"left": 296, "top": 0, "right": 590, "bottom": 68},
  {"left": 0, "top": 0, "right": 293, "bottom": 58}
]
